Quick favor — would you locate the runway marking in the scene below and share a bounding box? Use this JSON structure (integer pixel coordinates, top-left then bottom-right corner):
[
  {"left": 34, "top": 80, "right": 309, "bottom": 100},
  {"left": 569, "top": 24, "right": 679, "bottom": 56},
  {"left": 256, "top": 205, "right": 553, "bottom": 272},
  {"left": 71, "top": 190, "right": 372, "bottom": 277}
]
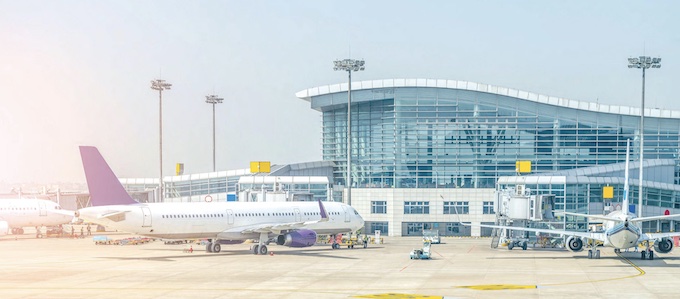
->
[
  {"left": 466, "top": 245, "right": 476, "bottom": 253},
  {"left": 457, "top": 251, "right": 646, "bottom": 290},
  {"left": 541, "top": 252, "right": 645, "bottom": 287},
  {"left": 354, "top": 293, "right": 443, "bottom": 299},
  {"left": 458, "top": 284, "right": 536, "bottom": 290},
  {"left": 400, "top": 261, "right": 414, "bottom": 272}
]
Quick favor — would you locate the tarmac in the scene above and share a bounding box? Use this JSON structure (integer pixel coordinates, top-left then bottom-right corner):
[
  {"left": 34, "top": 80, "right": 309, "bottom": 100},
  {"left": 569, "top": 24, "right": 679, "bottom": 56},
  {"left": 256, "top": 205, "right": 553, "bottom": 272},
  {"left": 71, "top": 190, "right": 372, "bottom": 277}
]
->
[{"left": 2, "top": 228, "right": 680, "bottom": 299}]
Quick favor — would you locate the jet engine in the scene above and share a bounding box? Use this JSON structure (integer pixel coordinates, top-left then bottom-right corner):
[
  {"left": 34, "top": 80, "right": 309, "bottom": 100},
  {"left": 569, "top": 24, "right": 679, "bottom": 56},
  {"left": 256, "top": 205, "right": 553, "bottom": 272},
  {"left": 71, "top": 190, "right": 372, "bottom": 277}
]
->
[
  {"left": 276, "top": 229, "right": 317, "bottom": 248},
  {"left": 654, "top": 238, "right": 674, "bottom": 254},
  {"left": 566, "top": 236, "right": 584, "bottom": 252},
  {"left": 0, "top": 221, "right": 8, "bottom": 236}
]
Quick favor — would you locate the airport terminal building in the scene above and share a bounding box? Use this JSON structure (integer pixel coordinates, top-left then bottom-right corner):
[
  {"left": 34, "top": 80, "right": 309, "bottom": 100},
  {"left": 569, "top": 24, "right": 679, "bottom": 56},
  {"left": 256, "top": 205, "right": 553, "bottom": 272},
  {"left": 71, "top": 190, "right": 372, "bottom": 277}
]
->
[
  {"left": 122, "top": 78, "right": 680, "bottom": 237},
  {"left": 295, "top": 79, "right": 680, "bottom": 236}
]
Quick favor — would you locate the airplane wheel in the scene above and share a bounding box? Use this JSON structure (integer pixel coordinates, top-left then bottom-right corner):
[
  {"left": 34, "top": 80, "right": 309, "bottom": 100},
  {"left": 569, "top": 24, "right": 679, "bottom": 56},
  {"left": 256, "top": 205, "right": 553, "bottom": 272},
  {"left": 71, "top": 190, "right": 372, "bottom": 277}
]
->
[
  {"left": 595, "top": 250, "right": 601, "bottom": 259},
  {"left": 258, "top": 245, "right": 268, "bottom": 255},
  {"left": 522, "top": 242, "right": 528, "bottom": 250},
  {"left": 211, "top": 243, "right": 221, "bottom": 253},
  {"left": 252, "top": 245, "right": 259, "bottom": 255},
  {"left": 588, "top": 250, "right": 593, "bottom": 259},
  {"left": 641, "top": 251, "right": 646, "bottom": 260},
  {"left": 18, "top": 228, "right": 24, "bottom": 234},
  {"left": 649, "top": 251, "right": 654, "bottom": 260},
  {"left": 206, "top": 242, "right": 213, "bottom": 253},
  {"left": 508, "top": 243, "right": 514, "bottom": 250}
]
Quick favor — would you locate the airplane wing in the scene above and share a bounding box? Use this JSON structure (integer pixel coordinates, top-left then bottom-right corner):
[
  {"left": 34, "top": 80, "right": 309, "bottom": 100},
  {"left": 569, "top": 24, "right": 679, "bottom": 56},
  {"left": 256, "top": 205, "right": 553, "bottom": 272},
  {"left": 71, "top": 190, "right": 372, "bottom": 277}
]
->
[
  {"left": 639, "top": 231, "right": 680, "bottom": 241},
  {"left": 556, "top": 211, "right": 621, "bottom": 222},
  {"left": 632, "top": 214, "right": 680, "bottom": 223},
  {"left": 97, "top": 209, "right": 133, "bottom": 221},
  {"left": 460, "top": 222, "right": 605, "bottom": 241}
]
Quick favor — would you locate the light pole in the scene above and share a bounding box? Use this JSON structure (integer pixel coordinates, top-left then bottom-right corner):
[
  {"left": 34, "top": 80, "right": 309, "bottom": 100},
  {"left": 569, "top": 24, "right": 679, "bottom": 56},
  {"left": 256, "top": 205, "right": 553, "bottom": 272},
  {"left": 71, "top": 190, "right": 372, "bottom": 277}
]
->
[
  {"left": 151, "top": 79, "right": 172, "bottom": 202},
  {"left": 205, "top": 94, "right": 224, "bottom": 172},
  {"left": 334, "top": 58, "right": 365, "bottom": 206},
  {"left": 628, "top": 56, "right": 661, "bottom": 217}
]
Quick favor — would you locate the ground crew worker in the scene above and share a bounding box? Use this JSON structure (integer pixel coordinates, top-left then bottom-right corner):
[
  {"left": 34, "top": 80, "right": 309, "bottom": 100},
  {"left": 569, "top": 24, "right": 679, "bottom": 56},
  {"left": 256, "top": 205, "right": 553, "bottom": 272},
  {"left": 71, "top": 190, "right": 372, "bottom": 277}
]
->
[
  {"left": 87, "top": 224, "right": 91, "bottom": 236},
  {"left": 71, "top": 226, "right": 75, "bottom": 237},
  {"left": 80, "top": 227, "right": 84, "bottom": 238}
]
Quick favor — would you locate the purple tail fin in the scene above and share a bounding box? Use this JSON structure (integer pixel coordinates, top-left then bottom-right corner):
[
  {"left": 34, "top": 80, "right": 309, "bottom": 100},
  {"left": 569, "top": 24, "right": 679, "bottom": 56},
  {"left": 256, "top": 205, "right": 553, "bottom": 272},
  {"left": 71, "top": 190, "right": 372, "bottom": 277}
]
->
[
  {"left": 318, "top": 200, "right": 329, "bottom": 222},
  {"left": 79, "top": 146, "right": 138, "bottom": 206}
]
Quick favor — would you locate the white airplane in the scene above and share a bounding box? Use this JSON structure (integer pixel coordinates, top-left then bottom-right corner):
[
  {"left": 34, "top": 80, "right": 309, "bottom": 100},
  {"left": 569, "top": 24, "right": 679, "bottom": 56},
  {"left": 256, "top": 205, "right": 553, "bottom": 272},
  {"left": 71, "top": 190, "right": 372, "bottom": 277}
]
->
[
  {"left": 460, "top": 139, "right": 680, "bottom": 260},
  {"left": 75, "top": 146, "right": 365, "bottom": 255},
  {"left": 0, "top": 198, "right": 74, "bottom": 236}
]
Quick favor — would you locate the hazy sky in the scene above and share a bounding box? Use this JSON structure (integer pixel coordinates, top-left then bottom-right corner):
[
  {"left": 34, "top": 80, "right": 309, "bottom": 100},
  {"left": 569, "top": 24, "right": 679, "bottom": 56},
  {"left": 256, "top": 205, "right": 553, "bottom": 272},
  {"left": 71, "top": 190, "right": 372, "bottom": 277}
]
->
[{"left": 1, "top": 1, "right": 679, "bottom": 187}]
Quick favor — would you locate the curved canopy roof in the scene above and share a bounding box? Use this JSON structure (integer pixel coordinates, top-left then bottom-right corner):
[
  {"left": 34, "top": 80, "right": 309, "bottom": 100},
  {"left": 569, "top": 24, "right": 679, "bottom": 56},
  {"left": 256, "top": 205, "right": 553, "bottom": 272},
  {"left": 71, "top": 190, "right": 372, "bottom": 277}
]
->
[{"left": 296, "top": 78, "right": 680, "bottom": 118}]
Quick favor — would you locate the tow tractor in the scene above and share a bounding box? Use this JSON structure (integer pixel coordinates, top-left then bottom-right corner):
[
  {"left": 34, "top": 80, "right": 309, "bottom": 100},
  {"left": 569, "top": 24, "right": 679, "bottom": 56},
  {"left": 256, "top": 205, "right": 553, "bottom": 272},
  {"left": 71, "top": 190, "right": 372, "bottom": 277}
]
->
[{"left": 409, "top": 240, "right": 432, "bottom": 259}]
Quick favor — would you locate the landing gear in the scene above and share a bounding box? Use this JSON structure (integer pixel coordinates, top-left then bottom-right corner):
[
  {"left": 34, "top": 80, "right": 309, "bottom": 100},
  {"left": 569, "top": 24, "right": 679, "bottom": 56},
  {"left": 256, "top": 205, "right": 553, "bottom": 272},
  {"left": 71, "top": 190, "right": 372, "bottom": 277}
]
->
[
  {"left": 251, "top": 233, "right": 269, "bottom": 255},
  {"left": 11, "top": 228, "right": 24, "bottom": 235},
  {"left": 205, "top": 239, "right": 222, "bottom": 253},
  {"left": 641, "top": 241, "right": 654, "bottom": 260}
]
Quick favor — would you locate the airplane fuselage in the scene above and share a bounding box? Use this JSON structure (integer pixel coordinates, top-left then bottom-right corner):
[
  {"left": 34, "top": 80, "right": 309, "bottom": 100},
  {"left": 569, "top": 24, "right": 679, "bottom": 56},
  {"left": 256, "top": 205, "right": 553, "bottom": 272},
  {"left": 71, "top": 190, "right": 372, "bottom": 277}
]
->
[
  {"left": 77, "top": 201, "right": 364, "bottom": 240},
  {"left": 599, "top": 210, "right": 641, "bottom": 249},
  {"left": 0, "top": 198, "right": 73, "bottom": 231}
]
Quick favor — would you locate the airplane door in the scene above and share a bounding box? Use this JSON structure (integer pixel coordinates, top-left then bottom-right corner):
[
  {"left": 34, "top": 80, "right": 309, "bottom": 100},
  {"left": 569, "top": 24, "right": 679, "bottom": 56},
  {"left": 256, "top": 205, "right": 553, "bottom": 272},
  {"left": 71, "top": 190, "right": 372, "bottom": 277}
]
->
[
  {"left": 342, "top": 205, "right": 350, "bottom": 222},
  {"left": 141, "top": 207, "right": 152, "bottom": 227},
  {"left": 38, "top": 201, "right": 47, "bottom": 217},
  {"left": 226, "top": 209, "right": 234, "bottom": 225},
  {"left": 294, "top": 208, "right": 301, "bottom": 222}
]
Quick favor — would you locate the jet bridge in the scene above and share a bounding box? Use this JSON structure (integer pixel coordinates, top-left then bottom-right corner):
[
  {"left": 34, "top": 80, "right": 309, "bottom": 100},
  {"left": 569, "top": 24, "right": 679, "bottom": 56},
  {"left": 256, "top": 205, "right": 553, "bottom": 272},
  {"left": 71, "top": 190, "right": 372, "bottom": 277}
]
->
[{"left": 491, "top": 185, "right": 557, "bottom": 250}]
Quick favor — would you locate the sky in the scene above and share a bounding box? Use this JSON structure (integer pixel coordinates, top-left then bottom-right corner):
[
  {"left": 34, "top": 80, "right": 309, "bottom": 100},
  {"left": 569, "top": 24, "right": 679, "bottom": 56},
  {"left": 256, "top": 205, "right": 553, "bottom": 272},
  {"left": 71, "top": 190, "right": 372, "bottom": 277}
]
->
[{"left": 1, "top": 1, "right": 679, "bottom": 188}]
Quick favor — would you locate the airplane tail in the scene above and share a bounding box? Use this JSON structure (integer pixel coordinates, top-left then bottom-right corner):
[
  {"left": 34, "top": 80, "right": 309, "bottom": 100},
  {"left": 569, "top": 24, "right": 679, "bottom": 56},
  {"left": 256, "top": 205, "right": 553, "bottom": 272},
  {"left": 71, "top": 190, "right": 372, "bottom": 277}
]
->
[
  {"left": 79, "top": 146, "right": 139, "bottom": 206},
  {"left": 622, "top": 139, "right": 630, "bottom": 214},
  {"left": 318, "top": 200, "right": 329, "bottom": 222}
]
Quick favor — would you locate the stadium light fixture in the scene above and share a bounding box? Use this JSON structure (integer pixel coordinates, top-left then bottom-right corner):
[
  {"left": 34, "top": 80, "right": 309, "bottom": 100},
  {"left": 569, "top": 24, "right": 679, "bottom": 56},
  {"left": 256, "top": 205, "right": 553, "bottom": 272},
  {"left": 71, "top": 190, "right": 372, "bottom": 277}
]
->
[
  {"left": 205, "top": 94, "right": 224, "bottom": 172},
  {"left": 333, "top": 58, "right": 365, "bottom": 206},
  {"left": 151, "top": 79, "right": 172, "bottom": 202},
  {"left": 627, "top": 56, "right": 661, "bottom": 217}
]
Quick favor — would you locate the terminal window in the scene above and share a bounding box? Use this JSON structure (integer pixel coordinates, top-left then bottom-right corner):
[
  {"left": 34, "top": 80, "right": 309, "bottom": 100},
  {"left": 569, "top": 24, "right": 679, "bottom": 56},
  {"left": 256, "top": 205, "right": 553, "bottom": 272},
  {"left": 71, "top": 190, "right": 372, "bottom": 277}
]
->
[
  {"left": 404, "top": 201, "right": 430, "bottom": 214},
  {"left": 371, "top": 201, "right": 387, "bottom": 214},
  {"left": 444, "top": 201, "right": 469, "bottom": 214},
  {"left": 483, "top": 201, "right": 495, "bottom": 214}
]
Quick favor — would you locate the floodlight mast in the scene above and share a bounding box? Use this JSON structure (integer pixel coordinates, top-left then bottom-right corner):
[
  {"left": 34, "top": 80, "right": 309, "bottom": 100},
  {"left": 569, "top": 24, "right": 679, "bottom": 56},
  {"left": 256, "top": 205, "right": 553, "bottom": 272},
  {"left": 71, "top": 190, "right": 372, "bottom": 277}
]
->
[
  {"left": 334, "top": 59, "right": 365, "bottom": 206},
  {"left": 205, "top": 95, "right": 224, "bottom": 172},
  {"left": 627, "top": 56, "right": 661, "bottom": 217},
  {"left": 151, "top": 79, "right": 172, "bottom": 202}
]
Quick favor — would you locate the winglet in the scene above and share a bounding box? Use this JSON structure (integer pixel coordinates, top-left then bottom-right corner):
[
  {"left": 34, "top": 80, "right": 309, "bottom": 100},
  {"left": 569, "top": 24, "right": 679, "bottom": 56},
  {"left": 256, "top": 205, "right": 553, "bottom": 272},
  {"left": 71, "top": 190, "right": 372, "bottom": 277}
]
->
[
  {"left": 318, "top": 200, "right": 329, "bottom": 222},
  {"left": 79, "top": 146, "right": 139, "bottom": 206}
]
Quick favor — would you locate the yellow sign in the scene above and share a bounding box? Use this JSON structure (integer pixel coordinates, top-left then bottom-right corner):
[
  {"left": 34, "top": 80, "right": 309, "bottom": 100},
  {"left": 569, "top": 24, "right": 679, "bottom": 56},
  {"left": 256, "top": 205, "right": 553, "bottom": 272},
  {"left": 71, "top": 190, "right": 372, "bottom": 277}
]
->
[
  {"left": 175, "top": 163, "right": 184, "bottom": 175},
  {"left": 603, "top": 186, "right": 614, "bottom": 199},
  {"left": 250, "top": 161, "right": 271, "bottom": 173},
  {"left": 516, "top": 161, "right": 531, "bottom": 173}
]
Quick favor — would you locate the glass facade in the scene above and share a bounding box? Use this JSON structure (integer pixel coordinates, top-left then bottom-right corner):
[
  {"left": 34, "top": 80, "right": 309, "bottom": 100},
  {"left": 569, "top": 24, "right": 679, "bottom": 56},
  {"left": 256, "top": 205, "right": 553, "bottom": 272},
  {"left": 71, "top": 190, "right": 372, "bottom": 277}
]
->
[{"left": 306, "top": 84, "right": 680, "bottom": 190}]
